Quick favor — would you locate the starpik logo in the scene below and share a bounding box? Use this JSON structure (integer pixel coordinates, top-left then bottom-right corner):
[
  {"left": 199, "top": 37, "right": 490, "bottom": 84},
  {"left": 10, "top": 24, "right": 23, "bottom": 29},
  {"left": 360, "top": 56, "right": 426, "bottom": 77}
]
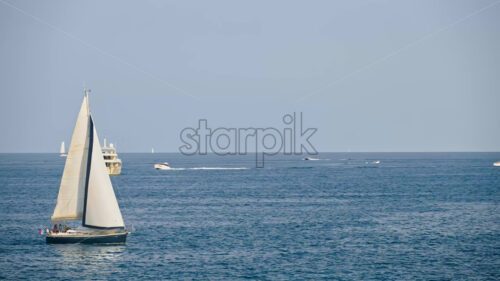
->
[{"left": 179, "top": 112, "right": 318, "bottom": 167}]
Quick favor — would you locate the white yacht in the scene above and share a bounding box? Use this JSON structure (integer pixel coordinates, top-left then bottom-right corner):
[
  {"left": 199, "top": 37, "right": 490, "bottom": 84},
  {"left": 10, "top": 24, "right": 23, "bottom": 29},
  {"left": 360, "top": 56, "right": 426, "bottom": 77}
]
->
[
  {"left": 494, "top": 162, "right": 500, "bottom": 167},
  {"left": 102, "top": 139, "right": 122, "bottom": 175},
  {"left": 154, "top": 162, "right": 171, "bottom": 170},
  {"left": 304, "top": 157, "right": 319, "bottom": 161}
]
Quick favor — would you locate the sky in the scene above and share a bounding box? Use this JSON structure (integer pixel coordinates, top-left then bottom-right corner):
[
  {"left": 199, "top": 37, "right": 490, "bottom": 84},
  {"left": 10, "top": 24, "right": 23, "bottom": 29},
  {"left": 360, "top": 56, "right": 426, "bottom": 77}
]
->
[{"left": 0, "top": 0, "right": 499, "bottom": 152}]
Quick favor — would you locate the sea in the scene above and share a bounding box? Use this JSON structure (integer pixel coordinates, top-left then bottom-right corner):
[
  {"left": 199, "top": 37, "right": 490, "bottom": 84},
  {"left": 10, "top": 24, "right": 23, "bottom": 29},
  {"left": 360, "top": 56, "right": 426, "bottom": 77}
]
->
[{"left": 0, "top": 152, "right": 499, "bottom": 280}]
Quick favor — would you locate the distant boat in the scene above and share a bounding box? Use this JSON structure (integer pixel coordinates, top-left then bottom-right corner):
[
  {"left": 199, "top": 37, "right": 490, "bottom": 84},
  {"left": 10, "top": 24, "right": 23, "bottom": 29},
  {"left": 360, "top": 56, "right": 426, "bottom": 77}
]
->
[
  {"left": 304, "top": 157, "right": 320, "bottom": 161},
  {"left": 102, "top": 139, "right": 122, "bottom": 175},
  {"left": 494, "top": 162, "right": 500, "bottom": 167},
  {"left": 60, "top": 141, "right": 67, "bottom": 157},
  {"left": 154, "top": 162, "right": 171, "bottom": 170},
  {"left": 46, "top": 90, "right": 129, "bottom": 244},
  {"left": 373, "top": 160, "right": 380, "bottom": 164},
  {"left": 152, "top": 148, "right": 154, "bottom": 154}
]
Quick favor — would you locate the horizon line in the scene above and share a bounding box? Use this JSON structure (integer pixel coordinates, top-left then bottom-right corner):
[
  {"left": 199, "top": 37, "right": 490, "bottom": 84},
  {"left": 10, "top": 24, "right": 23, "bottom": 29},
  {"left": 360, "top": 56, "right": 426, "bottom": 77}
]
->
[{"left": 1, "top": 151, "right": 500, "bottom": 154}]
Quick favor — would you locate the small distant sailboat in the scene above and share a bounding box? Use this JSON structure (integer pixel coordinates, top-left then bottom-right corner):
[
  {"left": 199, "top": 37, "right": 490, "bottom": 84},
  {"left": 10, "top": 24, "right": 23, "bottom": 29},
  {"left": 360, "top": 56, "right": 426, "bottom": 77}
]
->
[
  {"left": 152, "top": 148, "right": 154, "bottom": 154},
  {"left": 60, "top": 141, "right": 67, "bottom": 157},
  {"left": 494, "top": 162, "right": 500, "bottom": 167},
  {"left": 46, "top": 90, "right": 129, "bottom": 244}
]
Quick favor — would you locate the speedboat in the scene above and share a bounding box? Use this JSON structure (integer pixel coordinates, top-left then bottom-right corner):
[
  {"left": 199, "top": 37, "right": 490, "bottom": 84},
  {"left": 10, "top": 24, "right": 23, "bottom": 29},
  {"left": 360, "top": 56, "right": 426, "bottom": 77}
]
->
[
  {"left": 304, "top": 157, "right": 320, "bottom": 161},
  {"left": 494, "top": 162, "right": 500, "bottom": 167},
  {"left": 373, "top": 160, "right": 380, "bottom": 164},
  {"left": 154, "top": 162, "right": 171, "bottom": 170}
]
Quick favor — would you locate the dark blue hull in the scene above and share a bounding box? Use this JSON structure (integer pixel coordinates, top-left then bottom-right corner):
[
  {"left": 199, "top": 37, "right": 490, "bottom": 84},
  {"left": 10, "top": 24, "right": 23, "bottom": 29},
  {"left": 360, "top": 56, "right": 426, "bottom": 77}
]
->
[{"left": 46, "top": 232, "right": 128, "bottom": 244}]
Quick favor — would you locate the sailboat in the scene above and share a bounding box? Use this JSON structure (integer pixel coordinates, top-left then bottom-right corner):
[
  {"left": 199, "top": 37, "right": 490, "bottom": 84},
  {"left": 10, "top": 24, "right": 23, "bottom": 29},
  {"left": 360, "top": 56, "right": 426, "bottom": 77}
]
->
[
  {"left": 46, "top": 90, "right": 129, "bottom": 244},
  {"left": 60, "top": 141, "right": 67, "bottom": 157}
]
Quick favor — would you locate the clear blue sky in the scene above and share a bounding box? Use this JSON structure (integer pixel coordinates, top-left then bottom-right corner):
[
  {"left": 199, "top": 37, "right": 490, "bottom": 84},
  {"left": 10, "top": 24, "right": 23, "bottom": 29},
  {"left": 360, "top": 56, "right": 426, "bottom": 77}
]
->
[{"left": 1, "top": 0, "right": 499, "bottom": 152}]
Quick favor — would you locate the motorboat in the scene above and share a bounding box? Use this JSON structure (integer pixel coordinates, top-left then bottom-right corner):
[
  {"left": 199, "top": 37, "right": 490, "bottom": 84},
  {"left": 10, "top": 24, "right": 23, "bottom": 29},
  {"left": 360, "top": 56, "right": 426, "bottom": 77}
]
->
[
  {"left": 494, "top": 162, "right": 500, "bottom": 167},
  {"left": 304, "top": 157, "right": 320, "bottom": 161},
  {"left": 154, "top": 162, "right": 171, "bottom": 170}
]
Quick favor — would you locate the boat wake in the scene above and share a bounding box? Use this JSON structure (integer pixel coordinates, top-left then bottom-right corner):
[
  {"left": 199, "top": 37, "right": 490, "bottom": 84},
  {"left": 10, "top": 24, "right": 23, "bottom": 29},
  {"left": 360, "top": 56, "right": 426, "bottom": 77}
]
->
[
  {"left": 303, "top": 157, "right": 330, "bottom": 161},
  {"left": 164, "top": 167, "right": 249, "bottom": 171},
  {"left": 304, "top": 157, "right": 320, "bottom": 161}
]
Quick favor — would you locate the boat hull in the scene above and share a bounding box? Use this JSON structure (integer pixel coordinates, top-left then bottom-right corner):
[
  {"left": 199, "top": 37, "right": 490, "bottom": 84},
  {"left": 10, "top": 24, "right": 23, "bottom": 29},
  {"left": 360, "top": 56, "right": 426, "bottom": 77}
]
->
[
  {"left": 46, "top": 232, "right": 128, "bottom": 244},
  {"left": 106, "top": 164, "right": 122, "bottom": 175}
]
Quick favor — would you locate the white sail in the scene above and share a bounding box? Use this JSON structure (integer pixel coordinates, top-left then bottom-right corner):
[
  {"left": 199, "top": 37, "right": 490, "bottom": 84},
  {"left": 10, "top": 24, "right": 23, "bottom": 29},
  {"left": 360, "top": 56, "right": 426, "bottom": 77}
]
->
[
  {"left": 60, "top": 141, "right": 66, "bottom": 154},
  {"left": 51, "top": 96, "right": 90, "bottom": 221},
  {"left": 83, "top": 119, "right": 125, "bottom": 228}
]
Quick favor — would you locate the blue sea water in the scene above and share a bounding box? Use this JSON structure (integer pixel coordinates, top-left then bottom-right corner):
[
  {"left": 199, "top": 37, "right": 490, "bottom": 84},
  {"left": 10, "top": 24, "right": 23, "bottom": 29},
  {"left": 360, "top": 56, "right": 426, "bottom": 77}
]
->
[{"left": 0, "top": 152, "right": 499, "bottom": 280}]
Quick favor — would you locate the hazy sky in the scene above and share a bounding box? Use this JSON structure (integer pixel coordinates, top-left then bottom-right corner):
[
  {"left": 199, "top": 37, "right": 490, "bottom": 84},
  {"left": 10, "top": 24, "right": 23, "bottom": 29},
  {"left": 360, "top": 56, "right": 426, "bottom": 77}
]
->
[{"left": 1, "top": 0, "right": 499, "bottom": 152}]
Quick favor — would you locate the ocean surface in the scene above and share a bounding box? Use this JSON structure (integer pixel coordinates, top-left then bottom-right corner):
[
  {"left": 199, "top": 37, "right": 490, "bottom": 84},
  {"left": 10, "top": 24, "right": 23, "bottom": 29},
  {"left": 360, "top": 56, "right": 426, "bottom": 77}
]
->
[{"left": 0, "top": 152, "right": 499, "bottom": 280}]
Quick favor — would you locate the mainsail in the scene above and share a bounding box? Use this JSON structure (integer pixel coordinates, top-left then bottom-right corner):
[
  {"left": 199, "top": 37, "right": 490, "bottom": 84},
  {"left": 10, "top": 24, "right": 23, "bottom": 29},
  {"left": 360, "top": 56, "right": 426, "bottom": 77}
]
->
[{"left": 51, "top": 93, "right": 125, "bottom": 229}]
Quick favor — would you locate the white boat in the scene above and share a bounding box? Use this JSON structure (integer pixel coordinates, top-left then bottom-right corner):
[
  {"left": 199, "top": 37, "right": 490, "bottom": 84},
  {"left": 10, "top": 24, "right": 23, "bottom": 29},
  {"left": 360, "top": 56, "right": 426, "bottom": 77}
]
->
[
  {"left": 494, "top": 162, "right": 500, "bottom": 167},
  {"left": 46, "top": 90, "right": 129, "bottom": 244},
  {"left": 152, "top": 148, "right": 154, "bottom": 154},
  {"left": 60, "top": 141, "right": 67, "bottom": 157},
  {"left": 304, "top": 157, "right": 319, "bottom": 161},
  {"left": 102, "top": 139, "right": 122, "bottom": 175},
  {"left": 154, "top": 162, "right": 171, "bottom": 170},
  {"left": 373, "top": 160, "right": 380, "bottom": 164}
]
